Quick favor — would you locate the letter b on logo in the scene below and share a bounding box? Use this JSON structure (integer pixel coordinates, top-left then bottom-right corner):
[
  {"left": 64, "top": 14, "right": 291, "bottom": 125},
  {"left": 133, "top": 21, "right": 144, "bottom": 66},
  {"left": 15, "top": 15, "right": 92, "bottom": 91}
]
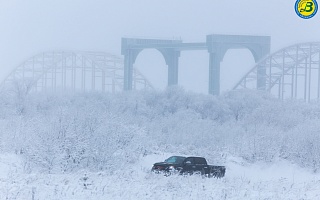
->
[{"left": 305, "top": 2, "right": 314, "bottom": 12}]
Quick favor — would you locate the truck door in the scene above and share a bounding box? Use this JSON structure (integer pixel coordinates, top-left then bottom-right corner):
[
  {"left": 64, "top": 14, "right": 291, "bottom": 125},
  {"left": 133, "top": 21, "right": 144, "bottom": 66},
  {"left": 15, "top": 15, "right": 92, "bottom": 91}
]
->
[
  {"left": 183, "top": 157, "right": 195, "bottom": 172},
  {"left": 194, "top": 157, "right": 207, "bottom": 172}
]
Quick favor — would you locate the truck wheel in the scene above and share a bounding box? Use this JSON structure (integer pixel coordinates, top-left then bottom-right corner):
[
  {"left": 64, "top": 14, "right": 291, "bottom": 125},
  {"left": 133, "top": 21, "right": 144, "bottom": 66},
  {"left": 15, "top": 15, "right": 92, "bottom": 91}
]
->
[
  {"left": 211, "top": 170, "right": 222, "bottom": 178},
  {"left": 201, "top": 168, "right": 207, "bottom": 178},
  {"left": 181, "top": 171, "right": 188, "bottom": 176},
  {"left": 215, "top": 171, "right": 223, "bottom": 178},
  {"left": 212, "top": 171, "right": 218, "bottom": 178},
  {"left": 164, "top": 170, "right": 171, "bottom": 177}
]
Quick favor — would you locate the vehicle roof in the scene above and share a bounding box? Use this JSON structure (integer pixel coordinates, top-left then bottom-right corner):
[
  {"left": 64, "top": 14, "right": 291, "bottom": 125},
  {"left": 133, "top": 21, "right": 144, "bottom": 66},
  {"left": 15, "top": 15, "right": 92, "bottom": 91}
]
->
[
  {"left": 185, "top": 156, "right": 205, "bottom": 159},
  {"left": 169, "top": 156, "right": 186, "bottom": 158}
]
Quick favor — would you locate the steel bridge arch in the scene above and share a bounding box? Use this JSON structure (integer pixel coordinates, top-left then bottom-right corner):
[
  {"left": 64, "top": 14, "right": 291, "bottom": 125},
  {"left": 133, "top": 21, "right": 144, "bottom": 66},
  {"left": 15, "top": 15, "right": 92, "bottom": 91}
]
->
[
  {"left": 0, "top": 51, "right": 153, "bottom": 93},
  {"left": 233, "top": 42, "right": 320, "bottom": 102}
]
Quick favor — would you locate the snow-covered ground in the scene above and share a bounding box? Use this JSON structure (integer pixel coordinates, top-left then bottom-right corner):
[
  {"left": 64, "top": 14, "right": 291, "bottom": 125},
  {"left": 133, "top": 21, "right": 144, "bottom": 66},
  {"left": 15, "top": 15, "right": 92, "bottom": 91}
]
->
[
  {"left": 1, "top": 88, "right": 320, "bottom": 199},
  {"left": 1, "top": 153, "right": 320, "bottom": 200}
]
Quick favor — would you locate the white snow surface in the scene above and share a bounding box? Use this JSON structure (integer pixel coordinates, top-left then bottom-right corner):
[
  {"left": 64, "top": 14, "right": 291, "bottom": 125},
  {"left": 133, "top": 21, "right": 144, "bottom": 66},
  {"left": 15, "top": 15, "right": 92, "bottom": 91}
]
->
[
  {"left": 1, "top": 153, "right": 320, "bottom": 200},
  {"left": 1, "top": 88, "right": 320, "bottom": 199}
]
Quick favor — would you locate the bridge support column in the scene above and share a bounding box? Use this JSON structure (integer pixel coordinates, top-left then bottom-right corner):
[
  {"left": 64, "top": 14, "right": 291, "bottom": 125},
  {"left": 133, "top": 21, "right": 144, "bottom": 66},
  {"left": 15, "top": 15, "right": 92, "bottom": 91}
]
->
[
  {"left": 208, "top": 53, "right": 223, "bottom": 95},
  {"left": 257, "top": 64, "right": 267, "bottom": 90},
  {"left": 255, "top": 46, "right": 270, "bottom": 90},
  {"left": 162, "top": 50, "right": 180, "bottom": 86},
  {"left": 123, "top": 49, "right": 140, "bottom": 90}
]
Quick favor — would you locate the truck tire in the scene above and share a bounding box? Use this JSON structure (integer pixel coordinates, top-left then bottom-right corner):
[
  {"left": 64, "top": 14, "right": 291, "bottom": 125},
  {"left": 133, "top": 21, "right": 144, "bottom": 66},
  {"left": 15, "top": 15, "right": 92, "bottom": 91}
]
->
[
  {"left": 208, "top": 168, "right": 213, "bottom": 178},
  {"left": 201, "top": 168, "right": 208, "bottom": 178},
  {"left": 164, "top": 170, "right": 171, "bottom": 177}
]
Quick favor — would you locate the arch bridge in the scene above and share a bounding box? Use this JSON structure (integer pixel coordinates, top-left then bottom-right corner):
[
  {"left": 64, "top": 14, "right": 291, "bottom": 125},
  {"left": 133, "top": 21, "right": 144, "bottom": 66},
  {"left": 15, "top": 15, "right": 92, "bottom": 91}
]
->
[
  {"left": 1, "top": 38, "right": 320, "bottom": 102},
  {"left": 0, "top": 51, "right": 153, "bottom": 94},
  {"left": 234, "top": 42, "right": 320, "bottom": 102}
]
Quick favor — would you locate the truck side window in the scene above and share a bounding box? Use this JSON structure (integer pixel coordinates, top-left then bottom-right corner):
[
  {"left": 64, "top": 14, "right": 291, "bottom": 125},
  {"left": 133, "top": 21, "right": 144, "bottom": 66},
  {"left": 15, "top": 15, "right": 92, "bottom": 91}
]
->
[
  {"left": 194, "top": 157, "right": 207, "bottom": 165},
  {"left": 184, "top": 157, "right": 194, "bottom": 164}
]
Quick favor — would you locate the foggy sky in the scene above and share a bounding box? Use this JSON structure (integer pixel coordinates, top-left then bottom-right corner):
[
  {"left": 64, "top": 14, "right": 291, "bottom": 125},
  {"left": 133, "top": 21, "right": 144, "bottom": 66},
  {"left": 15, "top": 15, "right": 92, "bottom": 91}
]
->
[{"left": 1, "top": 0, "right": 319, "bottom": 93}]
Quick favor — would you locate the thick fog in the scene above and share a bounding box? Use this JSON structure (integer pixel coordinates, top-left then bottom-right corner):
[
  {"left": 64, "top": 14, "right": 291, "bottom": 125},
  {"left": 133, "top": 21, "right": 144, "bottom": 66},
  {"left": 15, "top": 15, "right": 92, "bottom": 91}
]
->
[
  {"left": 1, "top": 2, "right": 320, "bottom": 198},
  {"left": 0, "top": 0, "right": 319, "bottom": 93}
]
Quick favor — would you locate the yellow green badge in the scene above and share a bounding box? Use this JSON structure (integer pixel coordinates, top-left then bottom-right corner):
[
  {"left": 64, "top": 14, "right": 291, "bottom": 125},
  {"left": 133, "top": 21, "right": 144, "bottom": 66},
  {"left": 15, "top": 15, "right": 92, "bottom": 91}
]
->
[{"left": 295, "top": 0, "right": 318, "bottom": 19}]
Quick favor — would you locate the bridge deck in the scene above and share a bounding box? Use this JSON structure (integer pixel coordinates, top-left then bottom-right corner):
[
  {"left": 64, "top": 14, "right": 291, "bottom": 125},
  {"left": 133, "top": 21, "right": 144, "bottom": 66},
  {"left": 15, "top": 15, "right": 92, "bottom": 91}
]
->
[{"left": 127, "top": 42, "right": 208, "bottom": 51}]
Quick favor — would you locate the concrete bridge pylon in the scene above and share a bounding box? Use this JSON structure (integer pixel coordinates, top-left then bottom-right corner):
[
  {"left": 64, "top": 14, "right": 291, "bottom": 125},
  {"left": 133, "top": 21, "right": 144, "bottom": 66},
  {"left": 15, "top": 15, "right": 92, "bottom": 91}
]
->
[
  {"left": 121, "top": 38, "right": 182, "bottom": 90},
  {"left": 121, "top": 34, "right": 271, "bottom": 95},
  {"left": 206, "top": 34, "right": 271, "bottom": 95}
]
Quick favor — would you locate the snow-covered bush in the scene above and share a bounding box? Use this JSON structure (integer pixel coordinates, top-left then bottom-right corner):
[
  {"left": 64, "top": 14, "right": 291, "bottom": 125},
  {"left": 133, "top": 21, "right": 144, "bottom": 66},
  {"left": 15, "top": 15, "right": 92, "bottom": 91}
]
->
[{"left": 0, "top": 86, "right": 320, "bottom": 172}]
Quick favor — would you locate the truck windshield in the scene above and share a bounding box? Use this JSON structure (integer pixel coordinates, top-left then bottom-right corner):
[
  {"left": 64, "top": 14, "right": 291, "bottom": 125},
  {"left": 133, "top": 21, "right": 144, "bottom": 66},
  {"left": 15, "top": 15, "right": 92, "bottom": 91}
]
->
[{"left": 165, "top": 156, "right": 185, "bottom": 164}]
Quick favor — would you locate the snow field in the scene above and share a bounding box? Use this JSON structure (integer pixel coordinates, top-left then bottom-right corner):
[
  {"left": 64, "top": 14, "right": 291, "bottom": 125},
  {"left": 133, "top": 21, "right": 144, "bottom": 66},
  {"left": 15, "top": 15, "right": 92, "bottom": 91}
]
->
[
  {"left": 1, "top": 153, "right": 320, "bottom": 200},
  {"left": 1, "top": 88, "right": 320, "bottom": 199}
]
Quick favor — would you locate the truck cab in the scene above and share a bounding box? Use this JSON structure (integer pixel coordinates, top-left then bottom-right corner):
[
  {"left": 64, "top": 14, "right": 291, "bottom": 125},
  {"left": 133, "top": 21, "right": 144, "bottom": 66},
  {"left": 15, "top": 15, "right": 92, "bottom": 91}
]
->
[{"left": 181, "top": 157, "right": 208, "bottom": 173}]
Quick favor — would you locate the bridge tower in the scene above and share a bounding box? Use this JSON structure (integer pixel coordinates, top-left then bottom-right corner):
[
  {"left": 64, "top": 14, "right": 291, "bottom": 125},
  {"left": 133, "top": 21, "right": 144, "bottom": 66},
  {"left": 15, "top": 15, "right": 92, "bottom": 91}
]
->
[
  {"left": 122, "top": 35, "right": 270, "bottom": 95},
  {"left": 121, "top": 38, "right": 182, "bottom": 90},
  {"left": 206, "top": 34, "right": 271, "bottom": 95}
]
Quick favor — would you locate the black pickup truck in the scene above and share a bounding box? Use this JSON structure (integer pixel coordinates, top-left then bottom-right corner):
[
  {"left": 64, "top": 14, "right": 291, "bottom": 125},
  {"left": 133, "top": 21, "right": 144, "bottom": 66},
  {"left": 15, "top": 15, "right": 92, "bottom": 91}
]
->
[{"left": 151, "top": 156, "right": 225, "bottom": 178}]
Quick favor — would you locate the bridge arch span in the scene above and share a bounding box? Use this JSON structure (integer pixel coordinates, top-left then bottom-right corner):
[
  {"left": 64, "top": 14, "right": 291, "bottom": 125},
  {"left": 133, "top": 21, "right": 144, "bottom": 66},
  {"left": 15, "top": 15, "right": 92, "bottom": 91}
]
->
[
  {"left": 234, "top": 42, "right": 320, "bottom": 101},
  {"left": 220, "top": 48, "right": 256, "bottom": 91},
  {"left": 0, "top": 51, "right": 153, "bottom": 94},
  {"left": 134, "top": 49, "right": 169, "bottom": 89}
]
